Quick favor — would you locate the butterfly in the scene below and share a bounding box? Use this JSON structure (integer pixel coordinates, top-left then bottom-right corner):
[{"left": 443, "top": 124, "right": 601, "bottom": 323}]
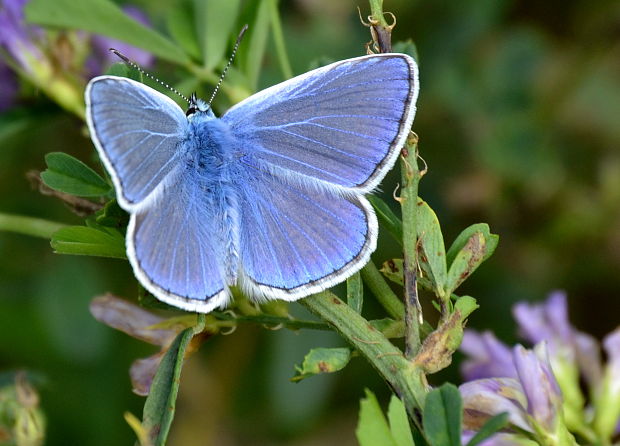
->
[{"left": 85, "top": 53, "right": 419, "bottom": 313}]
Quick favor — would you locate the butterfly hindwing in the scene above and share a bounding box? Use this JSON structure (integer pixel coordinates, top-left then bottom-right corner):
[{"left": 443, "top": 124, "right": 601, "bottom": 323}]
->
[
  {"left": 222, "top": 54, "right": 418, "bottom": 192},
  {"left": 237, "top": 166, "right": 376, "bottom": 299},
  {"left": 86, "top": 76, "right": 189, "bottom": 208},
  {"left": 127, "top": 171, "right": 229, "bottom": 312}
]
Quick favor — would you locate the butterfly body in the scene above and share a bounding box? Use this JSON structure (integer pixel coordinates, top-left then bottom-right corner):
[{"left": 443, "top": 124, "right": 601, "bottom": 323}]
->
[{"left": 86, "top": 53, "right": 419, "bottom": 313}]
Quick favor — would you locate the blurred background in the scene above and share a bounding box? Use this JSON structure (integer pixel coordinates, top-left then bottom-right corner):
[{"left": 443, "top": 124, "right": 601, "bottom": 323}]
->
[{"left": 1, "top": 0, "right": 619, "bottom": 444}]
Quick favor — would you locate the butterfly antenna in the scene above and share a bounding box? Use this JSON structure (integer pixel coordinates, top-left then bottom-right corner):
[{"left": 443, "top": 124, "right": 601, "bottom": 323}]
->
[
  {"left": 207, "top": 24, "right": 249, "bottom": 108},
  {"left": 109, "top": 48, "right": 191, "bottom": 104}
]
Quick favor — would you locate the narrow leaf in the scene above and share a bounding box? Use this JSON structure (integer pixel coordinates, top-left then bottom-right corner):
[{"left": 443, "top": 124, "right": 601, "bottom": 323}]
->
[
  {"left": 369, "top": 318, "right": 404, "bottom": 339},
  {"left": 194, "top": 0, "right": 242, "bottom": 69},
  {"left": 416, "top": 199, "right": 448, "bottom": 295},
  {"left": 142, "top": 327, "right": 194, "bottom": 446},
  {"left": 380, "top": 258, "right": 434, "bottom": 291},
  {"left": 41, "top": 152, "right": 110, "bottom": 197},
  {"left": 465, "top": 413, "right": 509, "bottom": 446},
  {"left": 25, "top": 0, "right": 189, "bottom": 65},
  {"left": 388, "top": 395, "right": 415, "bottom": 446},
  {"left": 368, "top": 196, "right": 403, "bottom": 243},
  {"left": 292, "top": 347, "right": 352, "bottom": 382},
  {"left": 51, "top": 226, "right": 126, "bottom": 258},
  {"left": 423, "top": 384, "right": 462, "bottom": 446},
  {"left": 166, "top": 0, "right": 202, "bottom": 61},
  {"left": 380, "top": 258, "right": 404, "bottom": 286},
  {"left": 242, "top": 0, "right": 271, "bottom": 90},
  {"left": 445, "top": 232, "right": 486, "bottom": 294},
  {"left": 356, "top": 389, "right": 398, "bottom": 446},
  {"left": 346, "top": 272, "right": 363, "bottom": 313},
  {"left": 446, "top": 223, "right": 498, "bottom": 266}
]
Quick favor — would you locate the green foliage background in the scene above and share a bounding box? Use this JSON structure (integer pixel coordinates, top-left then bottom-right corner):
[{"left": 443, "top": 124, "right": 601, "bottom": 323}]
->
[{"left": 1, "top": 0, "right": 619, "bottom": 444}]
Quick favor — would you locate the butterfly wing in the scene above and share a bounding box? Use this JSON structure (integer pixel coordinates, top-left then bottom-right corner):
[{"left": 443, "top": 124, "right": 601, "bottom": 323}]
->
[
  {"left": 87, "top": 77, "right": 228, "bottom": 311},
  {"left": 222, "top": 54, "right": 418, "bottom": 192},
  {"left": 127, "top": 172, "right": 229, "bottom": 312},
  {"left": 237, "top": 165, "right": 376, "bottom": 299},
  {"left": 85, "top": 76, "right": 189, "bottom": 209}
]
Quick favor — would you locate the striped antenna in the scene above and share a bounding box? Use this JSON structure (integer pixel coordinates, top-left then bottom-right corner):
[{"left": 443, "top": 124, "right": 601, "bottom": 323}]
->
[
  {"left": 207, "top": 24, "right": 249, "bottom": 108},
  {"left": 109, "top": 48, "right": 191, "bottom": 104}
]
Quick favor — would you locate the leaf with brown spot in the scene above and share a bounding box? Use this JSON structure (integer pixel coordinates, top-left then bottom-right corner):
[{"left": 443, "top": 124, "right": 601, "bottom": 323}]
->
[
  {"left": 413, "top": 296, "right": 478, "bottom": 374},
  {"left": 445, "top": 232, "right": 487, "bottom": 294},
  {"left": 291, "top": 347, "right": 352, "bottom": 382}
]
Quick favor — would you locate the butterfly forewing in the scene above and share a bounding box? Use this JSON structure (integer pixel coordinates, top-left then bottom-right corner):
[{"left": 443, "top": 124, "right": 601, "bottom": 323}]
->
[
  {"left": 86, "top": 76, "right": 189, "bottom": 208},
  {"left": 222, "top": 54, "right": 418, "bottom": 192}
]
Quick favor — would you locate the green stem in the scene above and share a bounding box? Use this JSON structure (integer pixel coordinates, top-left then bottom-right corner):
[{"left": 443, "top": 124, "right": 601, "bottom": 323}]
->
[
  {"left": 400, "top": 134, "right": 422, "bottom": 358},
  {"left": 269, "top": 0, "right": 293, "bottom": 79},
  {"left": 0, "top": 213, "right": 66, "bottom": 239},
  {"left": 361, "top": 262, "right": 404, "bottom": 319},
  {"left": 300, "top": 291, "right": 427, "bottom": 419},
  {"left": 368, "top": 0, "right": 389, "bottom": 27}
]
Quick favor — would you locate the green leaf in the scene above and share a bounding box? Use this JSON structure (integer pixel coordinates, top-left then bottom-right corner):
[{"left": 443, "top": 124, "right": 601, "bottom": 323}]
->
[
  {"left": 194, "top": 0, "right": 242, "bottom": 69},
  {"left": 446, "top": 223, "right": 498, "bottom": 266},
  {"left": 356, "top": 389, "right": 399, "bottom": 446},
  {"left": 95, "top": 199, "right": 129, "bottom": 228},
  {"left": 465, "top": 413, "right": 509, "bottom": 446},
  {"left": 241, "top": 0, "right": 271, "bottom": 90},
  {"left": 445, "top": 232, "right": 486, "bottom": 294},
  {"left": 142, "top": 327, "right": 194, "bottom": 446},
  {"left": 347, "top": 272, "right": 363, "bottom": 313},
  {"left": 380, "top": 258, "right": 435, "bottom": 292},
  {"left": 393, "top": 39, "right": 419, "bottom": 61},
  {"left": 51, "top": 226, "right": 126, "bottom": 259},
  {"left": 380, "top": 258, "right": 404, "bottom": 286},
  {"left": 41, "top": 152, "right": 111, "bottom": 197},
  {"left": 292, "top": 347, "right": 352, "bottom": 382},
  {"left": 105, "top": 62, "right": 143, "bottom": 82},
  {"left": 369, "top": 318, "right": 404, "bottom": 338},
  {"left": 388, "top": 395, "right": 415, "bottom": 446},
  {"left": 423, "top": 384, "right": 462, "bottom": 446},
  {"left": 25, "top": 0, "right": 189, "bottom": 65},
  {"left": 166, "top": 0, "right": 202, "bottom": 61},
  {"left": 416, "top": 199, "right": 448, "bottom": 296},
  {"left": 368, "top": 196, "right": 403, "bottom": 243},
  {"left": 455, "top": 296, "right": 479, "bottom": 319}
]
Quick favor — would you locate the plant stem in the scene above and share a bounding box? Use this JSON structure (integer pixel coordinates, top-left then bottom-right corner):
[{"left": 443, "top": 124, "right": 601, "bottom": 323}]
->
[
  {"left": 300, "top": 291, "right": 427, "bottom": 418},
  {"left": 400, "top": 134, "right": 422, "bottom": 358},
  {"left": 269, "top": 0, "right": 293, "bottom": 80},
  {"left": 0, "top": 213, "right": 66, "bottom": 239},
  {"left": 368, "top": 0, "right": 389, "bottom": 27},
  {"left": 361, "top": 262, "right": 404, "bottom": 319}
]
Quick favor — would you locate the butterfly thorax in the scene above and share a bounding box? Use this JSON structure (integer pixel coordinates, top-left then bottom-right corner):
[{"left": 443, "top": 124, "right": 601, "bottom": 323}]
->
[{"left": 184, "top": 113, "right": 241, "bottom": 285}]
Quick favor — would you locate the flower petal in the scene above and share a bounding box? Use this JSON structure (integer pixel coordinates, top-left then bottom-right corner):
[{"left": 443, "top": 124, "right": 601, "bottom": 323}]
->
[
  {"left": 460, "top": 378, "right": 531, "bottom": 432},
  {"left": 461, "top": 330, "right": 517, "bottom": 380},
  {"left": 513, "top": 343, "right": 562, "bottom": 431}
]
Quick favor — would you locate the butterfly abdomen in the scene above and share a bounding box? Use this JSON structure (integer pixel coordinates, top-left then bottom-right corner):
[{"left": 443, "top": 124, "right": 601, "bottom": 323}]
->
[{"left": 184, "top": 115, "right": 241, "bottom": 285}]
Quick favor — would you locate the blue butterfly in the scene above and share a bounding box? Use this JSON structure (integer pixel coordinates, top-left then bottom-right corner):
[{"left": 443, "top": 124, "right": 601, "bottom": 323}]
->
[{"left": 85, "top": 54, "right": 419, "bottom": 313}]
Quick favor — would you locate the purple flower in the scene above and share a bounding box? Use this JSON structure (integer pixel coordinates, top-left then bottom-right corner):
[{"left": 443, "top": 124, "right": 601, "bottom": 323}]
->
[
  {"left": 460, "top": 343, "right": 576, "bottom": 445},
  {"left": 513, "top": 344, "right": 562, "bottom": 431},
  {"left": 87, "top": 6, "right": 154, "bottom": 76},
  {"left": 0, "top": 0, "right": 44, "bottom": 73},
  {"left": 460, "top": 330, "right": 517, "bottom": 381}
]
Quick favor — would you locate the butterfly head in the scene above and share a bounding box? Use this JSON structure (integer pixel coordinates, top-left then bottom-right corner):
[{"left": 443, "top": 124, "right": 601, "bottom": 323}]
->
[{"left": 186, "top": 93, "right": 214, "bottom": 119}]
